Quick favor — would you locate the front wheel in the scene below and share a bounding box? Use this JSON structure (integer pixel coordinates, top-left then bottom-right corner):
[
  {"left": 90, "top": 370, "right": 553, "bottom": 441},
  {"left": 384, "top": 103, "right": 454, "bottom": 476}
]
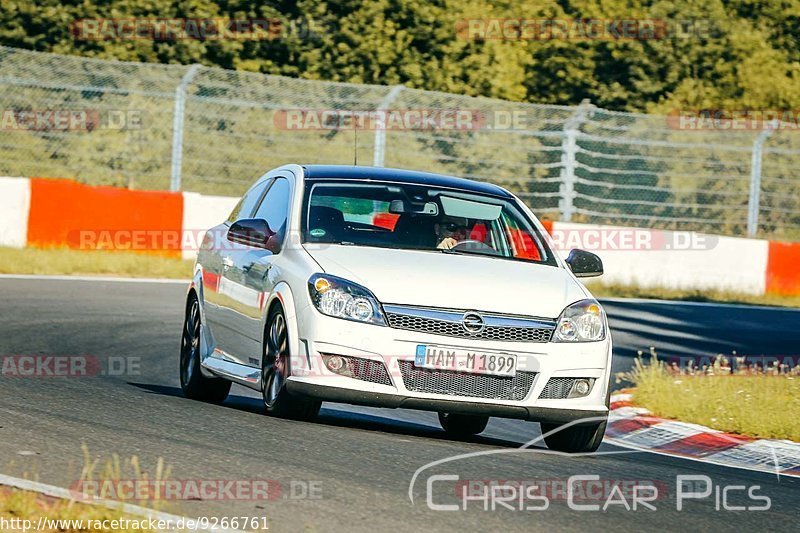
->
[
  {"left": 540, "top": 419, "right": 606, "bottom": 453},
  {"left": 438, "top": 412, "right": 489, "bottom": 437},
  {"left": 261, "top": 306, "right": 320, "bottom": 421},
  {"left": 180, "top": 294, "right": 231, "bottom": 404}
]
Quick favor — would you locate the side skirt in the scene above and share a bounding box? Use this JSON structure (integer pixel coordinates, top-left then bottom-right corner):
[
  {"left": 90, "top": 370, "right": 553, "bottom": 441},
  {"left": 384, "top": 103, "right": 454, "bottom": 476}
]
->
[{"left": 201, "top": 354, "right": 262, "bottom": 391}]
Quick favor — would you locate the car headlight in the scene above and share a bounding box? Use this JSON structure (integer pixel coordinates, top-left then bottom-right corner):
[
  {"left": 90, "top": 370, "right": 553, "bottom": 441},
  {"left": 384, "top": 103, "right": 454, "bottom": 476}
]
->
[
  {"left": 552, "top": 299, "right": 606, "bottom": 342},
  {"left": 308, "top": 274, "right": 387, "bottom": 326}
]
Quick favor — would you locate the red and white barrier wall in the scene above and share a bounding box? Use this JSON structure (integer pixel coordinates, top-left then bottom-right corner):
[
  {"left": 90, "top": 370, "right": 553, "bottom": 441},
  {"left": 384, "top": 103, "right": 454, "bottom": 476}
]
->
[
  {"left": 0, "top": 177, "right": 236, "bottom": 261},
  {"left": 549, "top": 222, "right": 771, "bottom": 294},
  {"left": 0, "top": 177, "right": 30, "bottom": 248},
  {"left": 1, "top": 176, "right": 798, "bottom": 296}
]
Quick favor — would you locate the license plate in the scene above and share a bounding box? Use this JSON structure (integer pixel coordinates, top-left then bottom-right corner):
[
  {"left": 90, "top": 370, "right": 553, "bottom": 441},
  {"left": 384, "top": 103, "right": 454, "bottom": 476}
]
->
[{"left": 414, "top": 345, "right": 517, "bottom": 377}]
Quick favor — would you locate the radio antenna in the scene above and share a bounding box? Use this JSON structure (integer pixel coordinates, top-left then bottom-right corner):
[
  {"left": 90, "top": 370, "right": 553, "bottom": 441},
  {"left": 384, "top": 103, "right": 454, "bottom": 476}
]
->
[{"left": 353, "top": 122, "right": 358, "bottom": 165}]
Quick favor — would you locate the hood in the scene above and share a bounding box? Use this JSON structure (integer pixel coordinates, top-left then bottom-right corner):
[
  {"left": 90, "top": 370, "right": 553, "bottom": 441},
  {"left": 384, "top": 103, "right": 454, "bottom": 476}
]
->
[{"left": 303, "top": 244, "right": 587, "bottom": 319}]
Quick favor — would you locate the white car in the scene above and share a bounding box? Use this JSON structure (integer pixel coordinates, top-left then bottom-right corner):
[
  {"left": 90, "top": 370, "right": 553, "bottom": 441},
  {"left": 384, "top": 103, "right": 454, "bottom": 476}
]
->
[{"left": 180, "top": 164, "right": 612, "bottom": 452}]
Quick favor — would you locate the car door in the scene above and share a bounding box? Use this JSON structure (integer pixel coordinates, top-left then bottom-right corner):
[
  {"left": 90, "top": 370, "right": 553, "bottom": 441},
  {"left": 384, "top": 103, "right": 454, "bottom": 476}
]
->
[
  {"left": 222, "top": 175, "right": 293, "bottom": 367},
  {"left": 202, "top": 178, "right": 272, "bottom": 364}
]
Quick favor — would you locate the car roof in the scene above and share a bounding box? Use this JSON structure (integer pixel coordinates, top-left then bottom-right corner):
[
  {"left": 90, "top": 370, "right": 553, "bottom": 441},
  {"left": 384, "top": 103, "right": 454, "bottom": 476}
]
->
[{"left": 300, "top": 165, "right": 513, "bottom": 198}]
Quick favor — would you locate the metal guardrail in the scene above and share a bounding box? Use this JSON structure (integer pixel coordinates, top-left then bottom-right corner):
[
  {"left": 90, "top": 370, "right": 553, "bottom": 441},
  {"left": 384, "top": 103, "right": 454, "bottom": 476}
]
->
[{"left": 0, "top": 45, "right": 798, "bottom": 240}]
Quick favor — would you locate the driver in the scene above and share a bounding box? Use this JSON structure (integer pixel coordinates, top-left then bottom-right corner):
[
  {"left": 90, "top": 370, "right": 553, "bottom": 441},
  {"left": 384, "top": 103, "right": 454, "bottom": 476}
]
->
[{"left": 435, "top": 220, "right": 469, "bottom": 249}]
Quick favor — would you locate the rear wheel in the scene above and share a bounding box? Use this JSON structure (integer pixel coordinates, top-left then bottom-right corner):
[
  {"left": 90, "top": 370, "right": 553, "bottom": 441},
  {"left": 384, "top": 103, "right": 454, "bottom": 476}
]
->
[
  {"left": 540, "top": 419, "right": 606, "bottom": 453},
  {"left": 262, "top": 306, "right": 320, "bottom": 420},
  {"left": 438, "top": 412, "right": 489, "bottom": 437},
  {"left": 180, "top": 294, "right": 231, "bottom": 404}
]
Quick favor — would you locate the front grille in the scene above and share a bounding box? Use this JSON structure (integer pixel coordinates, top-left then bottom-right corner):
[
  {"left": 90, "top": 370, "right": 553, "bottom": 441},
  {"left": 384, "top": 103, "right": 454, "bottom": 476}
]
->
[
  {"left": 386, "top": 313, "right": 553, "bottom": 343},
  {"left": 538, "top": 378, "right": 577, "bottom": 399},
  {"left": 398, "top": 361, "right": 536, "bottom": 401},
  {"left": 328, "top": 355, "right": 392, "bottom": 386}
]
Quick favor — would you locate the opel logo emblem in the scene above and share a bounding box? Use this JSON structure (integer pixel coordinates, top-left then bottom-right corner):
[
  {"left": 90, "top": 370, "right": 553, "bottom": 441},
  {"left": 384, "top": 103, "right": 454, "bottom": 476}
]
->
[{"left": 462, "top": 312, "right": 485, "bottom": 335}]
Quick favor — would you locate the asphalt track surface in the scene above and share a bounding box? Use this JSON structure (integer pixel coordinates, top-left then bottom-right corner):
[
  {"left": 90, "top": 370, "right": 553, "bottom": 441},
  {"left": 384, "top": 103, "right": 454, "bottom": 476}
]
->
[{"left": 0, "top": 277, "right": 798, "bottom": 532}]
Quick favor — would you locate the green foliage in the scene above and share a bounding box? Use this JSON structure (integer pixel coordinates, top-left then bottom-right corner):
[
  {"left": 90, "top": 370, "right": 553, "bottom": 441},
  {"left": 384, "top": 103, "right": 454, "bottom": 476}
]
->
[{"left": 1, "top": 0, "right": 799, "bottom": 111}]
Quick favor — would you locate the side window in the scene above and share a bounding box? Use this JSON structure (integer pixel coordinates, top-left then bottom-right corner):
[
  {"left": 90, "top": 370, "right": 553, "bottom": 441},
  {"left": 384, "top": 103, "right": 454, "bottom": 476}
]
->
[
  {"left": 226, "top": 179, "right": 272, "bottom": 223},
  {"left": 253, "top": 177, "right": 291, "bottom": 241},
  {"left": 312, "top": 195, "right": 394, "bottom": 228},
  {"left": 502, "top": 212, "right": 542, "bottom": 261}
]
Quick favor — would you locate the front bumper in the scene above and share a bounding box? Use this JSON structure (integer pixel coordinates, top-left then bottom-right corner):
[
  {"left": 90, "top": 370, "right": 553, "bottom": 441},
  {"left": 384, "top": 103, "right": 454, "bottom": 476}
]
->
[
  {"left": 287, "top": 380, "right": 608, "bottom": 423},
  {"left": 290, "top": 304, "right": 613, "bottom": 422}
]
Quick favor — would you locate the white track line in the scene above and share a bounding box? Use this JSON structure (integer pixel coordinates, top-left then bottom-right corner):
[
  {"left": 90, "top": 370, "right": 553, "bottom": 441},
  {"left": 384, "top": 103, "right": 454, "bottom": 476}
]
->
[{"left": 0, "top": 473, "right": 246, "bottom": 533}]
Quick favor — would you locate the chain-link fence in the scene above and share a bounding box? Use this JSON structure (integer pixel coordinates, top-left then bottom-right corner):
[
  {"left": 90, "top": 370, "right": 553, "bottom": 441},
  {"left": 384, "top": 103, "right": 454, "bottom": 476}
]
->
[{"left": 1, "top": 45, "right": 798, "bottom": 240}]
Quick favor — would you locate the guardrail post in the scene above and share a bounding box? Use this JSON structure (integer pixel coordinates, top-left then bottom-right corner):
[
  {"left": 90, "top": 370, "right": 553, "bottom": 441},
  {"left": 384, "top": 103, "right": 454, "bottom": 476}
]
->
[
  {"left": 372, "top": 85, "right": 404, "bottom": 167},
  {"left": 558, "top": 99, "right": 593, "bottom": 222},
  {"left": 747, "top": 120, "right": 777, "bottom": 237},
  {"left": 170, "top": 64, "right": 201, "bottom": 192}
]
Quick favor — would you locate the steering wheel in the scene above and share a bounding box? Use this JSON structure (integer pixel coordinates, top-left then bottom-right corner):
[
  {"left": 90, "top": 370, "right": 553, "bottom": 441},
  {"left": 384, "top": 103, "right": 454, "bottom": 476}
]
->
[{"left": 452, "top": 239, "right": 500, "bottom": 255}]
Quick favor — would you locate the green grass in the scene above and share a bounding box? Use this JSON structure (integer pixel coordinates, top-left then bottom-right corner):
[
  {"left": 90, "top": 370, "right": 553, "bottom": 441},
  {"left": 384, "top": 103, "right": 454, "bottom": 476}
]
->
[
  {"left": 587, "top": 281, "right": 800, "bottom": 308},
  {"left": 618, "top": 354, "right": 800, "bottom": 441},
  {"left": 0, "top": 247, "right": 193, "bottom": 279}
]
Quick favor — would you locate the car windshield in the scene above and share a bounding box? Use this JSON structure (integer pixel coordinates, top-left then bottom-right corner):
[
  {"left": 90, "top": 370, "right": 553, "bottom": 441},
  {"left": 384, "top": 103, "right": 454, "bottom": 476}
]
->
[{"left": 303, "top": 180, "right": 555, "bottom": 265}]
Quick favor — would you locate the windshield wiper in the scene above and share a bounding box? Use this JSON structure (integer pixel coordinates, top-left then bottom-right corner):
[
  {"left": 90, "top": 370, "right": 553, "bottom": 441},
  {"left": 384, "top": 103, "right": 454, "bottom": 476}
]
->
[
  {"left": 318, "top": 240, "right": 356, "bottom": 246},
  {"left": 439, "top": 247, "right": 503, "bottom": 259}
]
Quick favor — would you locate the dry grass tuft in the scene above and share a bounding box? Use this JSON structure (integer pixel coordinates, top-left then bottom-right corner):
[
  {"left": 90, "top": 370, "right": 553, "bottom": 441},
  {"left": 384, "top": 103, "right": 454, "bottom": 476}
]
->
[{"left": 617, "top": 350, "right": 800, "bottom": 441}]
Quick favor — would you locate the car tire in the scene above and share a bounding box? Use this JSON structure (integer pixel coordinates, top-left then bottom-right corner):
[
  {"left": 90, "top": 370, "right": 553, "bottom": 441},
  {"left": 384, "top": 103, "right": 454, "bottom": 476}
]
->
[
  {"left": 540, "top": 419, "right": 606, "bottom": 453},
  {"left": 262, "top": 306, "right": 321, "bottom": 421},
  {"left": 180, "top": 294, "right": 231, "bottom": 404},
  {"left": 438, "top": 412, "right": 489, "bottom": 437}
]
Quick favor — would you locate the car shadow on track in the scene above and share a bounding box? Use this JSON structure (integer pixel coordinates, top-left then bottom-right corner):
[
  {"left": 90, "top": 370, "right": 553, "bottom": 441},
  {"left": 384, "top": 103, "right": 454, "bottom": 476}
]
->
[{"left": 129, "top": 382, "right": 532, "bottom": 449}]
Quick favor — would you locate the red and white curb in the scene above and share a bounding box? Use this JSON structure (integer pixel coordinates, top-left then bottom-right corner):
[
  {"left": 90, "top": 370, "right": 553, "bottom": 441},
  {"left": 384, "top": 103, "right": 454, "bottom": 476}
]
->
[{"left": 605, "top": 394, "right": 800, "bottom": 478}]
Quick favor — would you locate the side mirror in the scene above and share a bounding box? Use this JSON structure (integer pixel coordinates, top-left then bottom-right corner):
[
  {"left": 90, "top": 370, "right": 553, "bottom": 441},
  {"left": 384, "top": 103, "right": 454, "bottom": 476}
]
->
[
  {"left": 227, "top": 218, "right": 280, "bottom": 253},
  {"left": 565, "top": 249, "right": 603, "bottom": 278}
]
